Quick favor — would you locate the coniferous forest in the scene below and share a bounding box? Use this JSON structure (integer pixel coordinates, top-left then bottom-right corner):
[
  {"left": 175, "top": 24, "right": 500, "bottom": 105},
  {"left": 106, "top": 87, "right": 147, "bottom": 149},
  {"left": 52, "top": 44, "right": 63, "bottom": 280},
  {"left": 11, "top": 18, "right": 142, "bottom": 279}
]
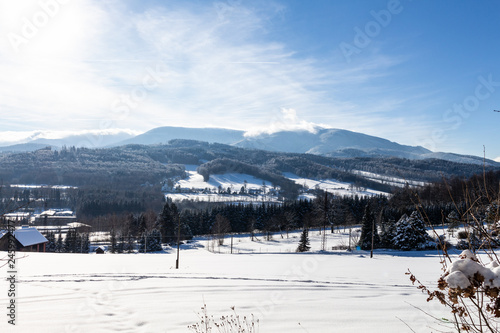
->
[{"left": 1, "top": 141, "right": 500, "bottom": 253}]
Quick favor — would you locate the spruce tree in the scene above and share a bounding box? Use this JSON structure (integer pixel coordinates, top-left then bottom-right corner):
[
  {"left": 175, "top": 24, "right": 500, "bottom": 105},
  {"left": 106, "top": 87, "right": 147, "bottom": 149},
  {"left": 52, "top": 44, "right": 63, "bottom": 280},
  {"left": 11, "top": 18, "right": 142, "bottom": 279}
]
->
[
  {"left": 379, "top": 219, "right": 396, "bottom": 249},
  {"left": 110, "top": 228, "right": 117, "bottom": 253},
  {"left": 140, "top": 229, "right": 162, "bottom": 252},
  {"left": 125, "top": 233, "right": 135, "bottom": 253},
  {"left": 116, "top": 236, "right": 124, "bottom": 253},
  {"left": 157, "top": 202, "right": 179, "bottom": 244},
  {"left": 45, "top": 231, "right": 57, "bottom": 252},
  {"left": 393, "top": 211, "right": 429, "bottom": 250},
  {"left": 157, "top": 202, "right": 192, "bottom": 244},
  {"left": 358, "top": 205, "right": 379, "bottom": 250},
  {"left": 55, "top": 231, "right": 63, "bottom": 253},
  {"left": 81, "top": 233, "right": 90, "bottom": 253},
  {"left": 64, "top": 228, "right": 78, "bottom": 253},
  {"left": 148, "top": 229, "right": 162, "bottom": 252},
  {"left": 296, "top": 228, "right": 311, "bottom": 252},
  {"left": 138, "top": 214, "right": 147, "bottom": 236},
  {"left": 75, "top": 232, "right": 82, "bottom": 253}
]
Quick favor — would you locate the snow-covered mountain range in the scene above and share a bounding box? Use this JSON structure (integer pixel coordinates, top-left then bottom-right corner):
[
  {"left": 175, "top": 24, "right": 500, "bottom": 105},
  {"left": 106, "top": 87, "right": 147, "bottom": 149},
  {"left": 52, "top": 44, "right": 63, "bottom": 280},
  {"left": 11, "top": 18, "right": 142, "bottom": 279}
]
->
[
  {"left": 113, "top": 126, "right": 497, "bottom": 165},
  {"left": 0, "top": 126, "right": 497, "bottom": 166},
  {"left": 0, "top": 129, "right": 138, "bottom": 152}
]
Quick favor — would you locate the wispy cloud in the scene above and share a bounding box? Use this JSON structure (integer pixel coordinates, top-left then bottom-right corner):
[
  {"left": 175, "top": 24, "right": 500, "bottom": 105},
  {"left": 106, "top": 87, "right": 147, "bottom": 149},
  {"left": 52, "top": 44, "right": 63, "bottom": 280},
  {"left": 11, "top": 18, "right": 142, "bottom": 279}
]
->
[
  {"left": 0, "top": 0, "right": 439, "bottom": 150},
  {"left": 244, "top": 108, "right": 323, "bottom": 136},
  {"left": 0, "top": 128, "right": 141, "bottom": 146}
]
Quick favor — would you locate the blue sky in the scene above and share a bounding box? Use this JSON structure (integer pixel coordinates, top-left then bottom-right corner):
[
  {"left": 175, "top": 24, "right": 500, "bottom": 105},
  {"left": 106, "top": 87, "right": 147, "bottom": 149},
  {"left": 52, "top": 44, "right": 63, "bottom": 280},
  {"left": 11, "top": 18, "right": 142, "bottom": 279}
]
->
[{"left": 0, "top": 0, "right": 499, "bottom": 159}]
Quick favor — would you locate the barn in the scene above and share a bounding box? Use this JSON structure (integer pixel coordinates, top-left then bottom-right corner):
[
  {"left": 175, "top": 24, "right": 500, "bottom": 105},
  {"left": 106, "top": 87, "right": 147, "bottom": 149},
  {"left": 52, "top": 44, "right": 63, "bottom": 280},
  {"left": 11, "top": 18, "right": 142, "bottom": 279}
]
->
[{"left": 0, "top": 227, "right": 48, "bottom": 252}]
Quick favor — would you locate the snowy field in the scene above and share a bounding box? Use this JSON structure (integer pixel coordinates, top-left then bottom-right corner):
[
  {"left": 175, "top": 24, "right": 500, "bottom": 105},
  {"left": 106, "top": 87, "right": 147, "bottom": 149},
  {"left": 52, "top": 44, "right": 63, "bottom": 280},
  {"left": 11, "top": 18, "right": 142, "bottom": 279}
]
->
[
  {"left": 165, "top": 193, "right": 281, "bottom": 203},
  {"left": 166, "top": 166, "right": 389, "bottom": 203},
  {"left": 175, "top": 166, "right": 273, "bottom": 192},
  {"left": 9, "top": 184, "right": 78, "bottom": 190},
  {"left": 284, "top": 173, "right": 389, "bottom": 198},
  {"left": 352, "top": 170, "right": 427, "bottom": 188},
  {"left": 166, "top": 166, "right": 281, "bottom": 203},
  {"left": 1, "top": 229, "right": 459, "bottom": 333}
]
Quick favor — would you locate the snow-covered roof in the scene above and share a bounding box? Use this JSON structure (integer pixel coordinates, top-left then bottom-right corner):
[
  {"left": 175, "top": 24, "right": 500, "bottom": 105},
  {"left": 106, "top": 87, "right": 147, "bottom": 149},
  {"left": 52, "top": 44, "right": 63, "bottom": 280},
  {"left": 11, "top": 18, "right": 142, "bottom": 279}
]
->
[
  {"left": 4, "top": 212, "right": 30, "bottom": 217},
  {"left": 13, "top": 228, "right": 48, "bottom": 247},
  {"left": 39, "top": 209, "right": 75, "bottom": 217},
  {"left": 56, "top": 211, "right": 74, "bottom": 216},
  {"left": 40, "top": 210, "right": 57, "bottom": 216},
  {"left": 67, "top": 222, "right": 91, "bottom": 228}
]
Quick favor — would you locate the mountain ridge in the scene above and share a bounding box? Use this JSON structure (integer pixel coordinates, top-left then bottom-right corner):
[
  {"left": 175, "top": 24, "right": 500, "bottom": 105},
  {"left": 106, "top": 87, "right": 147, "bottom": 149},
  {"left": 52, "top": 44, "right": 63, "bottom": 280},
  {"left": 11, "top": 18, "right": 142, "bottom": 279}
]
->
[
  {"left": 113, "top": 126, "right": 498, "bottom": 166},
  {"left": 1, "top": 126, "right": 497, "bottom": 166}
]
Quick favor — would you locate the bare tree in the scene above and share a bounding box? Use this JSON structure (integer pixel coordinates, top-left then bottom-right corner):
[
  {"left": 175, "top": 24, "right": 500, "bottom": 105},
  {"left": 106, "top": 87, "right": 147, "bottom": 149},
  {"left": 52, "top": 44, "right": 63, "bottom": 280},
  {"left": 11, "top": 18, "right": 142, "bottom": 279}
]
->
[{"left": 212, "top": 214, "right": 231, "bottom": 246}]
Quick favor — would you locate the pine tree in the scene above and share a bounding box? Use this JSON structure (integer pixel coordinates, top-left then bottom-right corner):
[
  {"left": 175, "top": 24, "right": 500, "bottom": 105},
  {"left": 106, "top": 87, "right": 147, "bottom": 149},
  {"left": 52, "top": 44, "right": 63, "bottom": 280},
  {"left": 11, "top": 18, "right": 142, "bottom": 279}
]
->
[
  {"left": 379, "top": 219, "right": 396, "bottom": 249},
  {"left": 157, "top": 202, "right": 179, "bottom": 244},
  {"left": 55, "top": 231, "right": 63, "bottom": 253},
  {"left": 75, "top": 232, "right": 82, "bottom": 253},
  {"left": 140, "top": 229, "right": 162, "bottom": 252},
  {"left": 81, "top": 233, "right": 90, "bottom": 253},
  {"left": 45, "top": 231, "right": 57, "bottom": 252},
  {"left": 138, "top": 214, "right": 148, "bottom": 235},
  {"left": 110, "top": 228, "right": 117, "bottom": 253},
  {"left": 358, "top": 205, "right": 379, "bottom": 250},
  {"left": 116, "top": 236, "right": 125, "bottom": 253},
  {"left": 148, "top": 229, "right": 162, "bottom": 252},
  {"left": 296, "top": 228, "right": 311, "bottom": 252},
  {"left": 125, "top": 233, "right": 135, "bottom": 253},
  {"left": 126, "top": 213, "right": 138, "bottom": 237},
  {"left": 393, "top": 211, "right": 429, "bottom": 250},
  {"left": 64, "top": 228, "right": 78, "bottom": 253}
]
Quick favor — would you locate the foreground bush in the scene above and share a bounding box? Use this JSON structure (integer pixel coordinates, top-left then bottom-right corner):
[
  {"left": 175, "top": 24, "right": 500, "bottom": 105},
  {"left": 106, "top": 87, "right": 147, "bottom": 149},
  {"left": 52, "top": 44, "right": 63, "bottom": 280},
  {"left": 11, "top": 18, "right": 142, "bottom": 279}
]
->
[{"left": 188, "top": 304, "right": 259, "bottom": 333}]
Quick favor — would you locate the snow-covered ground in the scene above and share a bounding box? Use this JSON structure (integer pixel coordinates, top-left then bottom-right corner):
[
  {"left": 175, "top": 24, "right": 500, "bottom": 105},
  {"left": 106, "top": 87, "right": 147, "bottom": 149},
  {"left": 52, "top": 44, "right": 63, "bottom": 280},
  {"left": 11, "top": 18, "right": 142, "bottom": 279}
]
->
[
  {"left": 9, "top": 184, "right": 78, "bottom": 190},
  {"left": 176, "top": 166, "right": 273, "bottom": 192},
  {"left": 284, "top": 172, "right": 389, "bottom": 198},
  {"left": 165, "top": 166, "right": 389, "bottom": 203},
  {"left": 352, "top": 170, "right": 427, "bottom": 188},
  {"left": 0, "top": 229, "right": 458, "bottom": 333},
  {"left": 166, "top": 166, "right": 281, "bottom": 203},
  {"left": 166, "top": 193, "right": 282, "bottom": 203}
]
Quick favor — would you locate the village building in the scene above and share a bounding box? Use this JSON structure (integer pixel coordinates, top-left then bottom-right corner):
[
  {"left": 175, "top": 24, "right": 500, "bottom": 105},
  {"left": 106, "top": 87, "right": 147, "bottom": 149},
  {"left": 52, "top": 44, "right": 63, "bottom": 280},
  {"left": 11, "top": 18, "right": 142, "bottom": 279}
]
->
[
  {"left": 0, "top": 227, "right": 48, "bottom": 252},
  {"left": 95, "top": 246, "right": 105, "bottom": 254},
  {"left": 32, "top": 209, "right": 77, "bottom": 226},
  {"left": 66, "top": 222, "right": 92, "bottom": 233}
]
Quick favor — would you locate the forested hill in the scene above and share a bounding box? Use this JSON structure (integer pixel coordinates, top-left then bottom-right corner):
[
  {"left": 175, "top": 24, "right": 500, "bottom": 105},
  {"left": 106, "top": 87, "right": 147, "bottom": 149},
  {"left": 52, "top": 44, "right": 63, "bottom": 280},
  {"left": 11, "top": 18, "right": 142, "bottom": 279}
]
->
[
  {"left": 0, "top": 140, "right": 497, "bottom": 194},
  {"left": 0, "top": 145, "right": 184, "bottom": 189}
]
